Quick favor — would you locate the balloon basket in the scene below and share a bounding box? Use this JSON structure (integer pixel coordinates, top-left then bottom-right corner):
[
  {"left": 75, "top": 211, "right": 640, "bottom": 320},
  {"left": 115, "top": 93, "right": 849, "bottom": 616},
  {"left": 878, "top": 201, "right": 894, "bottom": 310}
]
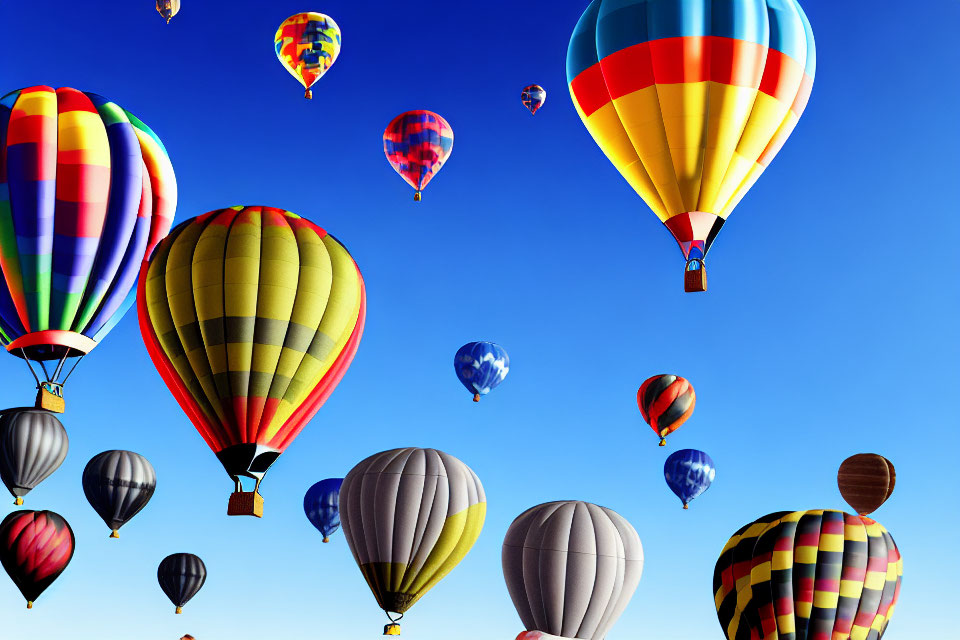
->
[
  {"left": 227, "top": 491, "right": 263, "bottom": 517},
  {"left": 35, "top": 384, "right": 65, "bottom": 413},
  {"left": 684, "top": 259, "right": 707, "bottom": 293},
  {"left": 413, "top": 192, "right": 421, "bottom": 202},
  {"left": 384, "top": 623, "right": 401, "bottom": 636}
]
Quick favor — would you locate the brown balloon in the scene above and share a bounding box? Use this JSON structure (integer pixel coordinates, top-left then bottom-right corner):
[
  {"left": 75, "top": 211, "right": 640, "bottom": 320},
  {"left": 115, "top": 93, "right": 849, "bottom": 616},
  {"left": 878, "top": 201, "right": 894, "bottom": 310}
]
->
[{"left": 837, "top": 454, "right": 896, "bottom": 515}]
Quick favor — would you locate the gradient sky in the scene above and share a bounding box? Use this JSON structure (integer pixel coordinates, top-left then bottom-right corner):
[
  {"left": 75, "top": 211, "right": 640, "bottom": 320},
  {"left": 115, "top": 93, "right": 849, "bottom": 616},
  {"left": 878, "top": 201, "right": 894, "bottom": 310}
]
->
[{"left": 0, "top": 1, "right": 957, "bottom": 639}]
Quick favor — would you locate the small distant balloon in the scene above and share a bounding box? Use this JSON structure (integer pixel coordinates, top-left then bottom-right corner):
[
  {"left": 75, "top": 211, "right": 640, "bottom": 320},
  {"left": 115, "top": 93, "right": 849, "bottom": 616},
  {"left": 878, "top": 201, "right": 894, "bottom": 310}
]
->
[
  {"left": 82, "top": 450, "right": 157, "bottom": 538},
  {"left": 0, "top": 409, "right": 68, "bottom": 505},
  {"left": 304, "top": 478, "right": 343, "bottom": 543},
  {"left": 637, "top": 374, "right": 695, "bottom": 445},
  {"left": 383, "top": 110, "right": 453, "bottom": 201},
  {"left": 0, "top": 510, "right": 75, "bottom": 609},
  {"left": 156, "top": 0, "right": 180, "bottom": 23},
  {"left": 664, "top": 448, "right": 715, "bottom": 509},
  {"left": 454, "top": 342, "right": 509, "bottom": 402},
  {"left": 275, "top": 12, "right": 342, "bottom": 99},
  {"left": 521, "top": 84, "right": 546, "bottom": 115},
  {"left": 838, "top": 453, "right": 895, "bottom": 516},
  {"left": 158, "top": 553, "right": 206, "bottom": 614}
]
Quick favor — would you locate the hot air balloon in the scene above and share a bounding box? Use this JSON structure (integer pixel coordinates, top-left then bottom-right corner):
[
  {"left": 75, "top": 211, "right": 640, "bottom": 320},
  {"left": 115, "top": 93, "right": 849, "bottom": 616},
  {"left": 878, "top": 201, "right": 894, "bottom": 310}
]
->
[
  {"left": 664, "top": 448, "right": 715, "bottom": 509},
  {"left": 383, "top": 111, "right": 453, "bottom": 201},
  {"left": 304, "top": 477, "right": 343, "bottom": 543},
  {"left": 275, "top": 13, "right": 342, "bottom": 99},
  {"left": 0, "top": 510, "right": 74, "bottom": 608},
  {"left": 521, "top": 85, "right": 546, "bottom": 115},
  {"left": 340, "top": 448, "right": 485, "bottom": 635},
  {"left": 138, "top": 206, "right": 365, "bottom": 517},
  {"left": 567, "top": 0, "right": 816, "bottom": 291},
  {"left": 838, "top": 453, "right": 896, "bottom": 516},
  {"left": 637, "top": 374, "right": 695, "bottom": 445},
  {"left": 0, "top": 86, "right": 176, "bottom": 411},
  {"left": 454, "top": 341, "right": 509, "bottom": 402},
  {"left": 503, "top": 501, "right": 643, "bottom": 640},
  {"left": 156, "top": 0, "right": 180, "bottom": 23},
  {"left": 158, "top": 553, "right": 206, "bottom": 614},
  {"left": 82, "top": 450, "right": 157, "bottom": 538},
  {"left": 0, "top": 408, "right": 68, "bottom": 505},
  {"left": 714, "top": 509, "right": 902, "bottom": 640}
]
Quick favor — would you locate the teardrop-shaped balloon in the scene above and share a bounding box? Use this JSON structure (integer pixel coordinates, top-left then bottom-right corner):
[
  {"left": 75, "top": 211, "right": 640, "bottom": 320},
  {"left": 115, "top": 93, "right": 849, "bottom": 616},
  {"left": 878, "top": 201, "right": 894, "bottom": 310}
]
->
[
  {"left": 383, "top": 110, "right": 453, "bottom": 201},
  {"left": 454, "top": 341, "right": 509, "bottom": 401},
  {"left": 82, "top": 450, "right": 157, "bottom": 538},
  {"left": 664, "top": 448, "right": 715, "bottom": 508},
  {"left": 156, "top": 0, "right": 180, "bottom": 23},
  {"left": 0, "top": 510, "right": 75, "bottom": 608},
  {"left": 838, "top": 453, "right": 895, "bottom": 516},
  {"left": 637, "top": 374, "right": 695, "bottom": 445},
  {"left": 274, "top": 13, "right": 342, "bottom": 99},
  {"left": 138, "top": 206, "right": 365, "bottom": 516},
  {"left": 340, "top": 448, "right": 485, "bottom": 634},
  {"left": 714, "top": 510, "right": 902, "bottom": 640},
  {"left": 566, "top": 0, "right": 816, "bottom": 290},
  {"left": 502, "top": 501, "right": 643, "bottom": 640},
  {"left": 520, "top": 84, "right": 546, "bottom": 115},
  {"left": 0, "top": 409, "right": 68, "bottom": 504},
  {"left": 158, "top": 553, "right": 206, "bottom": 614},
  {"left": 304, "top": 477, "right": 343, "bottom": 543}
]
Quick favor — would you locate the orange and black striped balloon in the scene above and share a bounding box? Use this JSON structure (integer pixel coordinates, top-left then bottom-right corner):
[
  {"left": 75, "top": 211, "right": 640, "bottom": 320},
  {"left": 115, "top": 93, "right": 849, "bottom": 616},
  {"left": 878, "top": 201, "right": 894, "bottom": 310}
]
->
[{"left": 637, "top": 374, "right": 695, "bottom": 445}]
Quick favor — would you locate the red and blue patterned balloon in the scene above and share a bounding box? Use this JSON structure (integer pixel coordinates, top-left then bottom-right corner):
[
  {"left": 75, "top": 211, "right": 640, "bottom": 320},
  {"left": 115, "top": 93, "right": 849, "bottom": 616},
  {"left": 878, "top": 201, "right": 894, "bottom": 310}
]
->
[
  {"left": 455, "top": 342, "right": 509, "bottom": 402},
  {"left": 521, "top": 85, "right": 546, "bottom": 115},
  {"left": 663, "top": 448, "right": 715, "bottom": 509},
  {"left": 383, "top": 110, "right": 453, "bottom": 201}
]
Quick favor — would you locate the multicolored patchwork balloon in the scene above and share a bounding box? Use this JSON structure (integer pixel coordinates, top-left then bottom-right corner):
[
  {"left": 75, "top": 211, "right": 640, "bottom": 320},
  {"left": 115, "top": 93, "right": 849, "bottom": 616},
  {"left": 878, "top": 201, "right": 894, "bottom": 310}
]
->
[
  {"left": 0, "top": 86, "right": 176, "bottom": 408},
  {"left": 567, "top": 0, "right": 816, "bottom": 291},
  {"left": 275, "top": 13, "right": 342, "bottom": 99},
  {"left": 714, "top": 510, "right": 902, "bottom": 640},
  {"left": 156, "top": 0, "right": 180, "bottom": 23},
  {"left": 0, "top": 510, "right": 75, "bottom": 608},
  {"left": 663, "top": 448, "right": 715, "bottom": 509},
  {"left": 138, "top": 206, "right": 365, "bottom": 517},
  {"left": 383, "top": 110, "right": 453, "bottom": 201},
  {"left": 454, "top": 341, "right": 509, "bottom": 402},
  {"left": 520, "top": 84, "right": 546, "bottom": 115},
  {"left": 637, "top": 374, "right": 695, "bottom": 445}
]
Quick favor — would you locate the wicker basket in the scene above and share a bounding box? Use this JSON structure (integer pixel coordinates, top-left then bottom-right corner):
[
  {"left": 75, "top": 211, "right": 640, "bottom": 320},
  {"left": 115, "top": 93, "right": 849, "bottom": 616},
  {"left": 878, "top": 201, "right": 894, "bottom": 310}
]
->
[{"left": 227, "top": 491, "right": 264, "bottom": 517}]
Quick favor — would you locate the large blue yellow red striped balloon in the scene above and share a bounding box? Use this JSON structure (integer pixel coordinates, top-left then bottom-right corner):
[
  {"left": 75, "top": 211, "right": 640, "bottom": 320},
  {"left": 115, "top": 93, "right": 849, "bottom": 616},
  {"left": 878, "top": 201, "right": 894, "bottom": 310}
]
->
[
  {"left": 138, "top": 207, "right": 365, "bottom": 516},
  {"left": 383, "top": 110, "right": 453, "bottom": 201},
  {"left": 567, "top": 0, "right": 815, "bottom": 290},
  {"left": 275, "top": 13, "right": 342, "bottom": 99},
  {"left": 0, "top": 86, "right": 176, "bottom": 403},
  {"left": 714, "top": 510, "right": 902, "bottom": 640}
]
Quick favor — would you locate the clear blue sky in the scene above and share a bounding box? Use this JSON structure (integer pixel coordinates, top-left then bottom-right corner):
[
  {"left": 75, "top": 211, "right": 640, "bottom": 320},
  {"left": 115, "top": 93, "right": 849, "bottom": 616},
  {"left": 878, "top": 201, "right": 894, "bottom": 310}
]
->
[{"left": 0, "top": 1, "right": 957, "bottom": 638}]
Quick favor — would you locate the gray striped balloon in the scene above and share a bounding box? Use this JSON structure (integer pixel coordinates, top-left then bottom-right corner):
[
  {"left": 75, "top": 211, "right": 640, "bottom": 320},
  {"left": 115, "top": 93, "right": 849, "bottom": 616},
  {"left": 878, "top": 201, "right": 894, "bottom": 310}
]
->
[
  {"left": 0, "top": 409, "right": 69, "bottom": 505},
  {"left": 82, "top": 450, "right": 156, "bottom": 538}
]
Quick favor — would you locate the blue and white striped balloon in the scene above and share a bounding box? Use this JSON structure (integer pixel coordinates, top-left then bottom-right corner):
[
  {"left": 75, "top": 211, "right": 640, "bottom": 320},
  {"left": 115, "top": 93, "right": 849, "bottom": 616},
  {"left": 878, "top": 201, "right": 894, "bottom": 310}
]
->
[
  {"left": 454, "top": 342, "right": 510, "bottom": 401},
  {"left": 664, "top": 449, "right": 715, "bottom": 509}
]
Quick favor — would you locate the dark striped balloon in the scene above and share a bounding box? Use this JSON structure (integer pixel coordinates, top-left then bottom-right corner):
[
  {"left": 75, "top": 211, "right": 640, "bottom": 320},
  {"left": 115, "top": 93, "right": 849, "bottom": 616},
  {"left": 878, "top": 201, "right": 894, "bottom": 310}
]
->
[
  {"left": 82, "top": 450, "right": 157, "bottom": 538},
  {"left": 0, "top": 510, "right": 75, "bottom": 608},
  {"left": 158, "top": 553, "right": 206, "bottom": 614},
  {"left": 0, "top": 409, "right": 68, "bottom": 504},
  {"left": 838, "top": 453, "right": 895, "bottom": 516},
  {"left": 636, "top": 374, "right": 695, "bottom": 445},
  {"left": 714, "top": 510, "right": 902, "bottom": 640}
]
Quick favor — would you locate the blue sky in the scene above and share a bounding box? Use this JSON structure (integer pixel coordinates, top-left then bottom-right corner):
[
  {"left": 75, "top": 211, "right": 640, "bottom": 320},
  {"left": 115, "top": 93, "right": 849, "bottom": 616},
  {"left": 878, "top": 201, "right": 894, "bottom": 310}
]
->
[{"left": 0, "top": 1, "right": 957, "bottom": 638}]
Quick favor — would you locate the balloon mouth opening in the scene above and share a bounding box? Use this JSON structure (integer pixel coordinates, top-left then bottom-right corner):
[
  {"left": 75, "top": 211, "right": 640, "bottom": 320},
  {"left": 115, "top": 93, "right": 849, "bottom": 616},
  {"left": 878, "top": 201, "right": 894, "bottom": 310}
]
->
[{"left": 6, "top": 331, "right": 95, "bottom": 360}]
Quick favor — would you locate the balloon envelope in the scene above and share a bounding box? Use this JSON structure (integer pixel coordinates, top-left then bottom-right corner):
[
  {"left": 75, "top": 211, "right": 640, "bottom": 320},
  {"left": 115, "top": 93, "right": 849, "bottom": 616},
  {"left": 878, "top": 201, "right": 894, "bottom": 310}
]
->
[
  {"left": 637, "top": 374, "right": 695, "bottom": 444},
  {"left": 714, "top": 510, "right": 902, "bottom": 640},
  {"left": 158, "top": 553, "right": 206, "bottom": 613},
  {"left": 340, "top": 448, "right": 485, "bottom": 628},
  {"left": 156, "top": 0, "right": 180, "bottom": 23},
  {"left": 138, "top": 207, "right": 365, "bottom": 508},
  {"left": 521, "top": 85, "right": 546, "bottom": 114},
  {"left": 0, "top": 86, "right": 176, "bottom": 391},
  {"left": 838, "top": 453, "right": 895, "bottom": 516},
  {"left": 383, "top": 111, "right": 453, "bottom": 200},
  {"left": 566, "top": 0, "right": 816, "bottom": 278},
  {"left": 0, "top": 510, "right": 75, "bottom": 607},
  {"left": 0, "top": 409, "right": 68, "bottom": 503},
  {"left": 502, "top": 501, "right": 643, "bottom": 640},
  {"left": 454, "top": 341, "right": 509, "bottom": 401},
  {"left": 303, "top": 477, "right": 343, "bottom": 542},
  {"left": 663, "top": 448, "right": 715, "bottom": 508},
  {"left": 275, "top": 13, "right": 342, "bottom": 98},
  {"left": 82, "top": 450, "right": 157, "bottom": 537}
]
